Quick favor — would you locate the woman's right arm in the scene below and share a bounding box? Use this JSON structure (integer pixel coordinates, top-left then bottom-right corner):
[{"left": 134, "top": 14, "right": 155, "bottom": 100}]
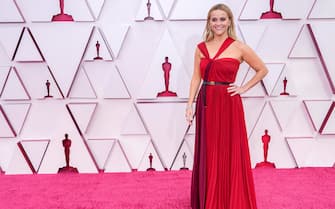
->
[{"left": 185, "top": 47, "right": 202, "bottom": 124}]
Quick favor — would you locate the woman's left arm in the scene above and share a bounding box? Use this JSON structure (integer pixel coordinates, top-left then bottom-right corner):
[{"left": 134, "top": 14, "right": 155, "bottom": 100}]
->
[{"left": 228, "top": 43, "right": 268, "bottom": 96}]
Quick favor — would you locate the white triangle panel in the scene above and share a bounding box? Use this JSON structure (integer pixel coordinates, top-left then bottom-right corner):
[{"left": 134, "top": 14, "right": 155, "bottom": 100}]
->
[
  {"left": 84, "top": 62, "right": 129, "bottom": 99},
  {"left": 271, "top": 100, "right": 314, "bottom": 137},
  {"left": 274, "top": 59, "right": 330, "bottom": 98},
  {"left": 239, "top": 23, "right": 268, "bottom": 50},
  {"left": 20, "top": 140, "right": 50, "bottom": 173},
  {"left": 31, "top": 24, "right": 92, "bottom": 96},
  {"left": 0, "top": 106, "right": 16, "bottom": 138},
  {"left": 0, "top": 67, "right": 10, "bottom": 93},
  {"left": 119, "top": 135, "right": 151, "bottom": 169},
  {"left": 0, "top": 0, "right": 24, "bottom": 22},
  {"left": 167, "top": 21, "right": 204, "bottom": 76},
  {"left": 121, "top": 104, "right": 147, "bottom": 135},
  {"left": 242, "top": 98, "right": 266, "bottom": 137},
  {"left": 6, "top": 145, "right": 33, "bottom": 174},
  {"left": 256, "top": 23, "right": 301, "bottom": 62},
  {"left": 101, "top": 24, "right": 130, "bottom": 58},
  {"left": 275, "top": 0, "right": 315, "bottom": 19},
  {"left": 322, "top": 104, "right": 335, "bottom": 134},
  {"left": 15, "top": 63, "right": 63, "bottom": 99},
  {"left": 263, "top": 63, "right": 285, "bottom": 95},
  {"left": 137, "top": 141, "right": 165, "bottom": 171},
  {"left": 86, "top": 0, "right": 105, "bottom": 20},
  {"left": 68, "top": 67, "right": 97, "bottom": 99},
  {"left": 0, "top": 26, "right": 23, "bottom": 61},
  {"left": 135, "top": 0, "right": 164, "bottom": 21},
  {"left": 67, "top": 103, "right": 97, "bottom": 134},
  {"left": 309, "top": 0, "right": 335, "bottom": 19},
  {"left": 0, "top": 141, "right": 17, "bottom": 172},
  {"left": 0, "top": 43, "right": 11, "bottom": 66},
  {"left": 85, "top": 100, "right": 132, "bottom": 139},
  {"left": 241, "top": 68, "right": 267, "bottom": 97},
  {"left": 310, "top": 22, "right": 335, "bottom": 91},
  {"left": 249, "top": 103, "right": 296, "bottom": 168},
  {"left": 19, "top": 103, "right": 97, "bottom": 173},
  {"left": 289, "top": 25, "right": 317, "bottom": 58},
  {"left": 170, "top": 0, "right": 232, "bottom": 20},
  {"left": 137, "top": 102, "right": 190, "bottom": 168},
  {"left": 1, "top": 103, "right": 31, "bottom": 135},
  {"left": 270, "top": 67, "right": 297, "bottom": 98},
  {"left": 104, "top": 140, "right": 132, "bottom": 172},
  {"left": 304, "top": 100, "right": 332, "bottom": 132},
  {"left": 16, "top": 0, "right": 93, "bottom": 22},
  {"left": 138, "top": 30, "right": 189, "bottom": 99},
  {"left": 240, "top": 0, "right": 313, "bottom": 20},
  {"left": 239, "top": 0, "right": 269, "bottom": 20},
  {"left": 1, "top": 67, "right": 30, "bottom": 100},
  {"left": 103, "top": 65, "right": 130, "bottom": 99},
  {"left": 287, "top": 137, "right": 335, "bottom": 167},
  {"left": 87, "top": 138, "right": 115, "bottom": 170},
  {"left": 83, "top": 27, "right": 113, "bottom": 61},
  {"left": 13, "top": 28, "right": 43, "bottom": 62},
  {"left": 157, "top": 0, "right": 175, "bottom": 18}
]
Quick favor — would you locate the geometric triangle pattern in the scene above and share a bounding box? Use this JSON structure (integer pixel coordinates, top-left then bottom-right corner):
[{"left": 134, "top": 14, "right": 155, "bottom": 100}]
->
[
  {"left": 68, "top": 67, "right": 97, "bottom": 99},
  {"left": 15, "top": 63, "right": 63, "bottom": 99},
  {"left": 0, "top": 0, "right": 24, "bottom": 23},
  {"left": 304, "top": 100, "right": 332, "bottom": 132},
  {"left": 100, "top": 23, "right": 130, "bottom": 58},
  {"left": 308, "top": 0, "right": 335, "bottom": 19},
  {"left": 18, "top": 139, "right": 50, "bottom": 173},
  {"left": 1, "top": 103, "right": 31, "bottom": 136},
  {"left": 135, "top": 0, "right": 164, "bottom": 21},
  {"left": 289, "top": 25, "right": 318, "bottom": 58},
  {"left": 1, "top": 1, "right": 335, "bottom": 174},
  {"left": 320, "top": 102, "right": 335, "bottom": 134},
  {"left": 104, "top": 140, "right": 132, "bottom": 172},
  {"left": 1, "top": 67, "right": 30, "bottom": 100},
  {"left": 287, "top": 136, "right": 335, "bottom": 167},
  {"left": 87, "top": 138, "right": 115, "bottom": 171},
  {"left": 308, "top": 22, "right": 335, "bottom": 93},
  {"left": 121, "top": 104, "right": 147, "bottom": 135},
  {"left": 67, "top": 103, "right": 97, "bottom": 134},
  {"left": 270, "top": 100, "right": 314, "bottom": 137},
  {"left": 86, "top": 0, "right": 105, "bottom": 20},
  {"left": 157, "top": 0, "right": 176, "bottom": 19},
  {"left": 138, "top": 29, "right": 190, "bottom": 99},
  {"left": 248, "top": 103, "right": 297, "bottom": 168},
  {"left": 84, "top": 62, "right": 130, "bottom": 99},
  {"left": 83, "top": 26, "right": 113, "bottom": 61},
  {"left": 0, "top": 105, "right": 16, "bottom": 138},
  {"left": 13, "top": 27, "right": 44, "bottom": 62}
]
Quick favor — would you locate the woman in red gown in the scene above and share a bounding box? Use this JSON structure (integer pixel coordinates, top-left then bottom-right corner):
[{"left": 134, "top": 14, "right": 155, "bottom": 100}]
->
[{"left": 186, "top": 4, "right": 268, "bottom": 209}]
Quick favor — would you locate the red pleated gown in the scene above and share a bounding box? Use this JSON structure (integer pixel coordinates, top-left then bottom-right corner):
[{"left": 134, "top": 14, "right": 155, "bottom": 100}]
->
[{"left": 191, "top": 37, "right": 258, "bottom": 209}]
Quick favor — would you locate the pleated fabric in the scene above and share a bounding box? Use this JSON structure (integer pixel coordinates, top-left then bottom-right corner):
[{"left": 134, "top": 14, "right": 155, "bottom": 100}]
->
[{"left": 191, "top": 37, "right": 258, "bottom": 209}]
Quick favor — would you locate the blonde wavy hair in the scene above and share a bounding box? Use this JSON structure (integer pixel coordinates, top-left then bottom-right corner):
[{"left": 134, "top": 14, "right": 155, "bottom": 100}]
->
[{"left": 203, "top": 4, "right": 237, "bottom": 42}]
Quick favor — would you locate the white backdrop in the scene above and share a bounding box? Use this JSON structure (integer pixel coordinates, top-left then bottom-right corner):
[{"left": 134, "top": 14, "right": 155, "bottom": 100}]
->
[{"left": 0, "top": 0, "right": 335, "bottom": 174}]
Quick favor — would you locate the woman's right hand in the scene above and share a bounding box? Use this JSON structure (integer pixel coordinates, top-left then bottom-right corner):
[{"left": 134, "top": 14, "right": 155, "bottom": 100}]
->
[{"left": 185, "top": 106, "right": 193, "bottom": 125}]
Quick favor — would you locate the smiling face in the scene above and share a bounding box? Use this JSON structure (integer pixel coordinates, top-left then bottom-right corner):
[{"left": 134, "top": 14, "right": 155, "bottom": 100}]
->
[
  {"left": 209, "top": 9, "right": 231, "bottom": 38},
  {"left": 204, "top": 4, "right": 236, "bottom": 42}
]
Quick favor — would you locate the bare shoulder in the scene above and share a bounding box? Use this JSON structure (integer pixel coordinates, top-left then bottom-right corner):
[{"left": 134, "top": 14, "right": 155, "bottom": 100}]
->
[{"left": 233, "top": 40, "right": 251, "bottom": 52}]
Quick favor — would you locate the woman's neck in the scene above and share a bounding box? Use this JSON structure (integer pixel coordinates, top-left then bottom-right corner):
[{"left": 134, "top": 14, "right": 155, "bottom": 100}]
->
[{"left": 211, "top": 34, "right": 228, "bottom": 43}]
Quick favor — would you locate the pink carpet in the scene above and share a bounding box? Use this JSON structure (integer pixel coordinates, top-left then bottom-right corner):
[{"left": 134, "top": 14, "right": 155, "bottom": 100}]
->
[{"left": 0, "top": 168, "right": 334, "bottom": 209}]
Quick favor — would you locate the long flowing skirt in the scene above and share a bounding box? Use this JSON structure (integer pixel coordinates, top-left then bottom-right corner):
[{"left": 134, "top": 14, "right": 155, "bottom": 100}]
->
[{"left": 191, "top": 85, "right": 258, "bottom": 209}]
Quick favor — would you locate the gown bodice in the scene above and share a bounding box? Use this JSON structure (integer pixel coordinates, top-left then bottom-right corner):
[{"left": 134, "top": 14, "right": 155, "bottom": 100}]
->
[{"left": 197, "top": 38, "right": 240, "bottom": 83}]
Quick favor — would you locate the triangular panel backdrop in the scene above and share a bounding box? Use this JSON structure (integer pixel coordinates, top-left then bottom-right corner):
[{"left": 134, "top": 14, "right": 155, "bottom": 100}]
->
[{"left": 0, "top": 0, "right": 334, "bottom": 174}]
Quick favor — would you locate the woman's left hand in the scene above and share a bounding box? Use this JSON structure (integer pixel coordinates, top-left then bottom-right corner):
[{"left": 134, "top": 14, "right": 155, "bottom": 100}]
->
[{"left": 227, "top": 84, "right": 246, "bottom": 96}]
